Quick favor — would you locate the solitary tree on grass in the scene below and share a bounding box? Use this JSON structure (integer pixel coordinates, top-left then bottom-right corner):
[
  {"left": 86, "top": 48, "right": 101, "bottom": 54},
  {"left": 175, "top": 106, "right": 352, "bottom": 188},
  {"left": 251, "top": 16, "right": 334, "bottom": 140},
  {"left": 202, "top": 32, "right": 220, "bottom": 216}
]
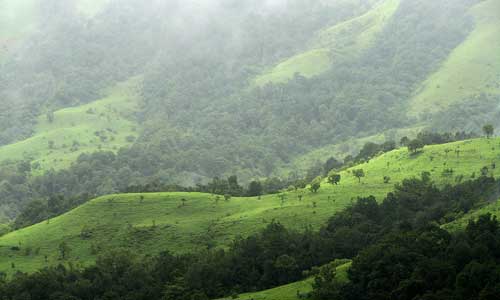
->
[
  {"left": 408, "top": 139, "right": 425, "bottom": 154},
  {"left": 483, "top": 124, "right": 494, "bottom": 138},
  {"left": 353, "top": 169, "right": 365, "bottom": 183},
  {"left": 309, "top": 177, "right": 322, "bottom": 193}
]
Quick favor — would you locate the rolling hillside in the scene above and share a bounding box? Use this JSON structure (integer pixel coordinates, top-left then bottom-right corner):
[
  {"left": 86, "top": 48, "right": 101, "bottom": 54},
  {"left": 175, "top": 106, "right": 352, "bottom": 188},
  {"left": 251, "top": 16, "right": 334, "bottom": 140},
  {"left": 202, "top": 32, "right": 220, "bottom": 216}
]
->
[
  {"left": 0, "top": 78, "right": 141, "bottom": 173},
  {"left": 254, "top": 0, "right": 400, "bottom": 86},
  {"left": 1, "top": 138, "right": 499, "bottom": 275},
  {"left": 409, "top": 0, "right": 500, "bottom": 116},
  {"left": 1, "top": 0, "right": 496, "bottom": 187}
]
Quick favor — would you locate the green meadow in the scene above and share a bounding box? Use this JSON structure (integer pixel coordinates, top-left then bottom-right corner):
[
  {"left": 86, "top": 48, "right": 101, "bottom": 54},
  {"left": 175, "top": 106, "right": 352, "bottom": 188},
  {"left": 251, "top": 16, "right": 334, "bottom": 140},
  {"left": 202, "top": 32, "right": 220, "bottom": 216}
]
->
[
  {"left": 0, "top": 78, "right": 141, "bottom": 173},
  {"left": 1, "top": 138, "right": 499, "bottom": 275}
]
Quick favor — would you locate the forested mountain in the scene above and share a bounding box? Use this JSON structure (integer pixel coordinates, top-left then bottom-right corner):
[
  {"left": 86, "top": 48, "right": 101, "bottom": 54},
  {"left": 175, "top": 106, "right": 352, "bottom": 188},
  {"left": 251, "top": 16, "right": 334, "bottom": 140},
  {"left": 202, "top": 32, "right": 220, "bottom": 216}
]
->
[{"left": 0, "top": 0, "right": 499, "bottom": 218}]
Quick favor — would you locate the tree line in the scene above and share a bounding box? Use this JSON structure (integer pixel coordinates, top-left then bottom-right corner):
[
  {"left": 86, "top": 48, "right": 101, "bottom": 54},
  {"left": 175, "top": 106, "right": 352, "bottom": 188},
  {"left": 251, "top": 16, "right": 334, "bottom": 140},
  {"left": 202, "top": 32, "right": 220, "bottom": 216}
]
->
[{"left": 5, "top": 130, "right": 481, "bottom": 231}]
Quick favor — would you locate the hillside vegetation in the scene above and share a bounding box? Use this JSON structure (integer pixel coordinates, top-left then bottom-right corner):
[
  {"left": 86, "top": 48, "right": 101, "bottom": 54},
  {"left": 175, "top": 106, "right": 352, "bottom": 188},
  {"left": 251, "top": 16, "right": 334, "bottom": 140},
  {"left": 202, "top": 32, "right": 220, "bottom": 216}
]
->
[
  {"left": 220, "top": 261, "right": 351, "bottom": 300},
  {"left": 1, "top": 138, "right": 499, "bottom": 275},
  {"left": 0, "top": 0, "right": 479, "bottom": 195},
  {"left": 254, "top": 0, "right": 400, "bottom": 86},
  {"left": 0, "top": 78, "right": 141, "bottom": 173},
  {"left": 409, "top": 0, "right": 500, "bottom": 116}
]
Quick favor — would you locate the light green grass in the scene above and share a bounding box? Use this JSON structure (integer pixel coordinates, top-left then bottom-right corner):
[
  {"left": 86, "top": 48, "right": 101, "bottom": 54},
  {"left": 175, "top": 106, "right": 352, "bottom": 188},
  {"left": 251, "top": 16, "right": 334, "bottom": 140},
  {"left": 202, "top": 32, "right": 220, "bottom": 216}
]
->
[
  {"left": 444, "top": 198, "right": 500, "bottom": 232},
  {"left": 224, "top": 278, "right": 313, "bottom": 300},
  {"left": 254, "top": 49, "right": 332, "bottom": 86},
  {"left": 217, "top": 261, "right": 352, "bottom": 300},
  {"left": 312, "top": 0, "right": 399, "bottom": 53},
  {"left": 253, "top": 0, "right": 399, "bottom": 87},
  {"left": 274, "top": 126, "right": 424, "bottom": 177},
  {"left": 1, "top": 138, "right": 499, "bottom": 275},
  {"left": 409, "top": 0, "right": 500, "bottom": 116},
  {"left": 0, "top": 78, "right": 141, "bottom": 173}
]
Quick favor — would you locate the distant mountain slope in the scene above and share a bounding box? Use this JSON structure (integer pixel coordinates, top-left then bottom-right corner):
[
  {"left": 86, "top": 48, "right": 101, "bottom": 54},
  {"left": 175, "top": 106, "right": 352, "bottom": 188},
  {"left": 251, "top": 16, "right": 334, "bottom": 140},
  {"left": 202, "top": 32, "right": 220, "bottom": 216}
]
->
[
  {"left": 254, "top": 0, "right": 400, "bottom": 86},
  {"left": 1, "top": 138, "right": 498, "bottom": 275},
  {"left": 0, "top": 78, "right": 141, "bottom": 172},
  {"left": 0, "top": 0, "right": 494, "bottom": 219},
  {"left": 409, "top": 0, "right": 500, "bottom": 116}
]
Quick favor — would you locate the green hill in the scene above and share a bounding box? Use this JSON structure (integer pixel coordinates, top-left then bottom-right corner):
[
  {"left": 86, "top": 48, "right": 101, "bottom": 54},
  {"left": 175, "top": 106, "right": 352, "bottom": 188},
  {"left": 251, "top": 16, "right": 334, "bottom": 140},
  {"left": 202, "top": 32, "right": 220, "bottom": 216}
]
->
[
  {"left": 0, "top": 78, "right": 141, "bottom": 173},
  {"left": 1, "top": 138, "right": 499, "bottom": 275},
  {"left": 409, "top": 0, "right": 500, "bottom": 116},
  {"left": 254, "top": 0, "right": 400, "bottom": 86}
]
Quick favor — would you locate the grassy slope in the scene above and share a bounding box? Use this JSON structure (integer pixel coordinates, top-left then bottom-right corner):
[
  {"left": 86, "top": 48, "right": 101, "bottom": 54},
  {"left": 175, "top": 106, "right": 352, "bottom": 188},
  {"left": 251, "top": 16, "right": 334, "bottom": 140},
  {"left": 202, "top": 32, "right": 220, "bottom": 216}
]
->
[
  {"left": 219, "top": 262, "right": 352, "bottom": 300},
  {"left": 1, "top": 138, "right": 499, "bottom": 275},
  {"left": 274, "top": 126, "right": 424, "bottom": 177},
  {"left": 0, "top": 78, "right": 141, "bottom": 173},
  {"left": 253, "top": 0, "right": 400, "bottom": 86},
  {"left": 444, "top": 198, "right": 500, "bottom": 232},
  {"left": 409, "top": 0, "right": 500, "bottom": 116},
  {"left": 254, "top": 49, "right": 332, "bottom": 86}
]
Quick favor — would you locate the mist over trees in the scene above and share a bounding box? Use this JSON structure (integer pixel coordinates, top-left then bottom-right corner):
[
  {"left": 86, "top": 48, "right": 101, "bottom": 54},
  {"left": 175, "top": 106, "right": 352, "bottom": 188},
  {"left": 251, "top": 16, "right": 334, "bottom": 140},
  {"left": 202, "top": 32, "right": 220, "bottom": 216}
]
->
[{"left": 0, "top": 0, "right": 478, "bottom": 180}]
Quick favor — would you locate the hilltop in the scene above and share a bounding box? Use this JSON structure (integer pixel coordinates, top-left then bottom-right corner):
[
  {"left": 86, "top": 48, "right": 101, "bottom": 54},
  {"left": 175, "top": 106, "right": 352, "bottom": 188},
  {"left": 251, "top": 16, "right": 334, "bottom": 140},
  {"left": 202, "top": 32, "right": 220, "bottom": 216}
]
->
[{"left": 1, "top": 137, "right": 499, "bottom": 275}]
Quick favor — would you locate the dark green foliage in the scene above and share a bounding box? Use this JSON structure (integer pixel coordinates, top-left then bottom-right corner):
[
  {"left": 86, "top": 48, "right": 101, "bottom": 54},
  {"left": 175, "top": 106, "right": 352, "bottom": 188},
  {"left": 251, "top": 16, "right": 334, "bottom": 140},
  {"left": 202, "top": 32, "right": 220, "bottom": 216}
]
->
[
  {"left": 334, "top": 215, "right": 500, "bottom": 300},
  {"left": 483, "top": 124, "right": 494, "bottom": 138},
  {"left": 408, "top": 139, "right": 425, "bottom": 153},
  {"left": 327, "top": 172, "right": 341, "bottom": 185},
  {"left": 310, "top": 177, "right": 322, "bottom": 193},
  {"left": 354, "top": 141, "right": 396, "bottom": 162}
]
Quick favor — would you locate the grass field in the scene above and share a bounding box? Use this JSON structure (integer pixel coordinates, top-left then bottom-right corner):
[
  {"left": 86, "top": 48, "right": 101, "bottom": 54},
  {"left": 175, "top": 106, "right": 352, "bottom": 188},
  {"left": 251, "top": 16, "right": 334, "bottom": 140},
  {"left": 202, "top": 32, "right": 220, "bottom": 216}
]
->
[
  {"left": 409, "top": 0, "right": 500, "bottom": 116},
  {"left": 0, "top": 78, "right": 141, "bottom": 173},
  {"left": 218, "top": 261, "right": 352, "bottom": 300},
  {"left": 253, "top": 0, "right": 399, "bottom": 86},
  {"left": 1, "top": 138, "right": 499, "bottom": 275}
]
